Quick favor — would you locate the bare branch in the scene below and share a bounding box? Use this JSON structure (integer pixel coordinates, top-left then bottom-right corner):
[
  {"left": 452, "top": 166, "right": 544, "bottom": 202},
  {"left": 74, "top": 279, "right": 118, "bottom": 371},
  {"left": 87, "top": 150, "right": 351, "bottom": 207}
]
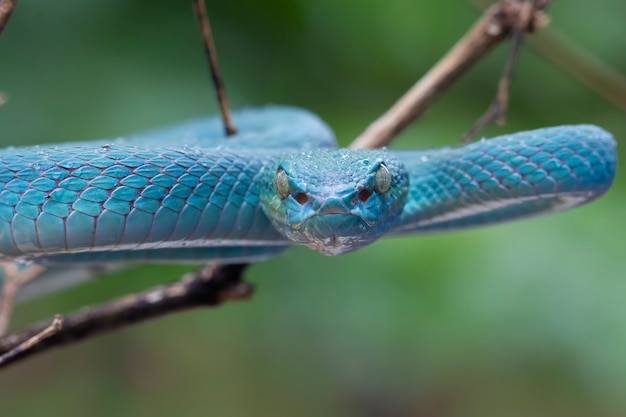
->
[
  {"left": 192, "top": 0, "right": 237, "bottom": 136},
  {"left": 350, "top": 0, "right": 550, "bottom": 150},
  {"left": 0, "top": 315, "right": 62, "bottom": 366},
  {"left": 0, "top": 0, "right": 18, "bottom": 37},
  {"left": 0, "top": 264, "right": 46, "bottom": 336},
  {"left": 461, "top": 0, "right": 541, "bottom": 142},
  {"left": 0, "top": 264, "right": 252, "bottom": 368}
]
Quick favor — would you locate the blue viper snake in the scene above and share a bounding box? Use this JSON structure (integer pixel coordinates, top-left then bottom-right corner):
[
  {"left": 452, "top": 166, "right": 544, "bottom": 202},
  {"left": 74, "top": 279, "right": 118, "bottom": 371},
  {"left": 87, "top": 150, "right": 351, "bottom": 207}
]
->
[{"left": 0, "top": 106, "right": 617, "bottom": 297}]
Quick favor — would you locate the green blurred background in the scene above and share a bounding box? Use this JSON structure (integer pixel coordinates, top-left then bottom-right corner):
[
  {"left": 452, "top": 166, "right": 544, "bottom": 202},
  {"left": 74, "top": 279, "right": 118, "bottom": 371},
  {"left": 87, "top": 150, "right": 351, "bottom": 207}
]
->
[{"left": 0, "top": 1, "right": 625, "bottom": 416}]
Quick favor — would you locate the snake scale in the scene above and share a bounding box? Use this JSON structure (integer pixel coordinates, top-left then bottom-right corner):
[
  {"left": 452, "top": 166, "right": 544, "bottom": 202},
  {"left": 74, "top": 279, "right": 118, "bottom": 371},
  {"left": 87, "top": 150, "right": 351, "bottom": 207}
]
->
[{"left": 0, "top": 106, "right": 617, "bottom": 297}]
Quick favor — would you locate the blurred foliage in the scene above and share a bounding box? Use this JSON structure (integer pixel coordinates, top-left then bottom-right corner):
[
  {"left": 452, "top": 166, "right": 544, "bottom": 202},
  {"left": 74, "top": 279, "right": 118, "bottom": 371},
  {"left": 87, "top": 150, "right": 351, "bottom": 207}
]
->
[{"left": 0, "top": 0, "right": 624, "bottom": 416}]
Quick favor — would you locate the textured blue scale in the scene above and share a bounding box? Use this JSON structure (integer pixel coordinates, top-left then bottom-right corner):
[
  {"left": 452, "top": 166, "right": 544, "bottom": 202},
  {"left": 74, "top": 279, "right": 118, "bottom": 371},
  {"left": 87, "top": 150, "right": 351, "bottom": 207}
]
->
[
  {"left": 175, "top": 157, "right": 195, "bottom": 168},
  {"left": 186, "top": 194, "right": 208, "bottom": 210},
  {"left": 465, "top": 165, "right": 483, "bottom": 177},
  {"left": 121, "top": 174, "right": 149, "bottom": 189},
  {"left": 58, "top": 158, "right": 85, "bottom": 169},
  {"left": 0, "top": 221, "right": 18, "bottom": 254},
  {"left": 80, "top": 188, "right": 109, "bottom": 203},
  {"left": 533, "top": 177, "right": 556, "bottom": 193},
  {"left": 49, "top": 188, "right": 78, "bottom": 204},
  {"left": 73, "top": 166, "right": 101, "bottom": 179},
  {"left": 16, "top": 167, "right": 39, "bottom": 181},
  {"left": 208, "top": 191, "right": 225, "bottom": 209},
  {"left": 0, "top": 191, "right": 19, "bottom": 206},
  {"left": 462, "top": 150, "right": 483, "bottom": 161},
  {"left": 549, "top": 166, "right": 571, "bottom": 180},
  {"left": 42, "top": 200, "right": 71, "bottom": 218},
  {"left": 177, "top": 173, "right": 199, "bottom": 188},
  {"left": 188, "top": 164, "right": 207, "bottom": 177},
  {"left": 540, "top": 159, "right": 561, "bottom": 171},
  {"left": 15, "top": 201, "right": 39, "bottom": 219},
  {"left": 232, "top": 181, "right": 250, "bottom": 198},
  {"left": 540, "top": 140, "right": 563, "bottom": 153},
  {"left": 554, "top": 148, "right": 574, "bottom": 160},
  {"left": 36, "top": 212, "right": 66, "bottom": 251},
  {"left": 103, "top": 198, "right": 131, "bottom": 215},
  {"left": 141, "top": 185, "right": 167, "bottom": 200},
  {"left": 21, "top": 189, "right": 47, "bottom": 205},
  {"left": 94, "top": 210, "right": 125, "bottom": 246},
  {"left": 0, "top": 170, "right": 14, "bottom": 182},
  {"left": 104, "top": 149, "right": 131, "bottom": 159},
  {"left": 163, "top": 164, "right": 185, "bottom": 177},
  {"left": 145, "top": 207, "right": 177, "bottom": 242},
  {"left": 162, "top": 195, "right": 185, "bottom": 212},
  {"left": 502, "top": 173, "right": 522, "bottom": 187},
  {"left": 43, "top": 166, "right": 70, "bottom": 181},
  {"left": 6, "top": 162, "right": 26, "bottom": 171},
  {"left": 493, "top": 167, "right": 513, "bottom": 178},
  {"left": 163, "top": 151, "right": 184, "bottom": 160},
  {"left": 118, "top": 209, "right": 153, "bottom": 244},
  {"left": 73, "top": 151, "right": 101, "bottom": 161},
  {"left": 119, "top": 156, "right": 145, "bottom": 167},
  {"left": 475, "top": 155, "right": 493, "bottom": 165},
  {"left": 6, "top": 179, "right": 29, "bottom": 193},
  {"left": 199, "top": 174, "right": 218, "bottom": 188},
  {"left": 525, "top": 170, "right": 548, "bottom": 184},
  {"left": 111, "top": 186, "right": 139, "bottom": 201},
  {"left": 484, "top": 160, "right": 505, "bottom": 172},
  {"left": 102, "top": 165, "right": 131, "bottom": 178},
  {"left": 566, "top": 155, "right": 585, "bottom": 168},
  {"left": 170, "top": 184, "right": 192, "bottom": 199},
  {"left": 12, "top": 215, "right": 39, "bottom": 252},
  {"left": 133, "top": 197, "right": 160, "bottom": 214},
  {"left": 529, "top": 152, "right": 551, "bottom": 164},
  {"left": 517, "top": 163, "right": 537, "bottom": 175},
  {"left": 90, "top": 176, "right": 118, "bottom": 190},
  {"left": 66, "top": 211, "right": 95, "bottom": 249},
  {"left": 473, "top": 171, "right": 492, "bottom": 182},
  {"left": 32, "top": 160, "right": 55, "bottom": 171},
  {"left": 169, "top": 205, "right": 201, "bottom": 240},
  {"left": 194, "top": 183, "right": 213, "bottom": 197},
  {"left": 219, "top": 173, "right": 238, "bottom": 187},
  {"left": 59, "top": 177, "right": 89, "bottom": 192},
  {"left": 88, "top": 157, "right": 116, "bottom": 169},
  {"left": 0, "top": 204, "right": 14, "bottom": 222},
  {"left": 72, "top": 199, "right": 102, "bottom": 217},
  {"left": 134, "top": 151, "right": 157, "bottom": 160},
  {"left": 150, "top": 173, "right": 177, "bottom": 187},
  {"left": 134, "top": 164, "right": 160, "bottom": 178},
  {"left": 148, "top": 157, "right": 171, "bottom": 167}
]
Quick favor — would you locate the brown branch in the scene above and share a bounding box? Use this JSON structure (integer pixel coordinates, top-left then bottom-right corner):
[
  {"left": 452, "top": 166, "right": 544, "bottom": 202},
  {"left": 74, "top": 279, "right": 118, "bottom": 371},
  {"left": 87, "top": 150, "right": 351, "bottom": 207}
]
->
[
  {"left": 0, "top": 0, "right": 18, "bottom": 37},
  {"left": 0, "top": 315, "right": 62, "bottom": 366},
  {"left": 0, "top": 264, "right": 252, "bottom": 368},
  {"left": 192, "top": 0, "right": 237, "bottom": 136},
  {"left": 0, "top": 264, "right": 46, "bottom": 336},
  {"left": 460, "top": 0, "right": 541, "bottom": 142},
  {"left": 349, "top": 0, "right": 550, "bottom": 150}
]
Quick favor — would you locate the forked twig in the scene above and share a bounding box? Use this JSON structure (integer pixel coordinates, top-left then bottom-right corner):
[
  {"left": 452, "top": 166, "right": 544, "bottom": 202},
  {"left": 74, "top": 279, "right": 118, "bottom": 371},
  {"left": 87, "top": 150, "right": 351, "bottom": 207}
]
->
[
  {"left": 0, "top": 264, "right": 46, "bottom": 336},
  {"left": 0, "top": 264, "right": 251, "bottom": 367},
  {"left": 0, "top": 315, "right": 62, "bottom": 366},
  {"left": 350, "top": 0, "right": 550, "bottom": 150},
  {"left": 461, "top": 0, "right": 541, "bottom": 142},
  {"left": 192, "top": 0, "right": 237, "bottom": 136}
]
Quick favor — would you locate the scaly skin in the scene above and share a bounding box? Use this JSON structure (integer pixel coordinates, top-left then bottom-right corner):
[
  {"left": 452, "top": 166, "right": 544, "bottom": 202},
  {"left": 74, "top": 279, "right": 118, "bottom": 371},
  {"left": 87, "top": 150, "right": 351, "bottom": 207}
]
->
[{"left": 0, "top": 107, "right": 617, "bottom": 269}]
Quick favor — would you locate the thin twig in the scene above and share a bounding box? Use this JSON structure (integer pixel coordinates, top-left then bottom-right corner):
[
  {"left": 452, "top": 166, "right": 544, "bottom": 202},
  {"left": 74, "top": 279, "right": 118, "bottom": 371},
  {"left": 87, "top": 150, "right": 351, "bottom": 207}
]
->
[
  {"left": 460, "top": 0, "right": 540, "bottom": 142},
  {"left": 0, "top": 0, "right": 18, "bottom": 37},
  {"left": 192, "top": 0, "right": 237, "bottom": 136},
  {"left": 350, "top": 0, "right": 550, "bottom": 150},
  {"left": 0, "top": 264, "right": 251, "bottom": 368},
  {"left": 0, "top": 264, "right": 46, "bottom": 336},
  {"left": 0, "top": 315, "right": 62, "bottom": 366}
]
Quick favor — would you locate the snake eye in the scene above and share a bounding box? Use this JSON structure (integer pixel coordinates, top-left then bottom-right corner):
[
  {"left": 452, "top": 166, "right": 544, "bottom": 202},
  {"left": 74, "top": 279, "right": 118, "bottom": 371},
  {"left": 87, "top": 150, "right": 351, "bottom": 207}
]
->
[
  {"left": 374, "top": 163, "right": 391, "bottom": 194},
  {"left": 273, "top": 167, "right": 290, "bottom": 199}
]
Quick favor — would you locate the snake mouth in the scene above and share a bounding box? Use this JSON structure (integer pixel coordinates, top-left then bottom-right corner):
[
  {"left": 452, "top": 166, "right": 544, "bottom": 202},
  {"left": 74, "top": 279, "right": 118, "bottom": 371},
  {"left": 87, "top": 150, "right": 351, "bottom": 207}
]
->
[{"left": 294, "top": 213, "right": 371, "bottom": 255}]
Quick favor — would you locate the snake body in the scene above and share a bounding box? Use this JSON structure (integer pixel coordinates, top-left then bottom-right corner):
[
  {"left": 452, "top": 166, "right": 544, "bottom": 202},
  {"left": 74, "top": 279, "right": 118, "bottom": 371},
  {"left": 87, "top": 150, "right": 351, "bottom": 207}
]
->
[{"left": 0, "top": 106, "right": 617, "bottom": 272}]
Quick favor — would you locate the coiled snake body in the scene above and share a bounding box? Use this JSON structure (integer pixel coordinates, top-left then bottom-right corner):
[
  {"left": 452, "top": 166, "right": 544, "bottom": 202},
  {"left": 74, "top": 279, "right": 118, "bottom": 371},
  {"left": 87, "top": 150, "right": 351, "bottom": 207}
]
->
[{"left": 0, "top": 106, "right": 617, "bottom": 286}]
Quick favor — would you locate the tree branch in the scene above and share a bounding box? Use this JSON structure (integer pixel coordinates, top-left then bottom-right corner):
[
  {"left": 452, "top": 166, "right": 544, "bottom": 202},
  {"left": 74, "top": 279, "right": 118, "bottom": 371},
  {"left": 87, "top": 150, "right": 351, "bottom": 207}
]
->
[
  {"left": 0, "top": 0, "right": 18, "bottom": 37},
  {"left": 0, "top": 264, "right": 252, "bottom": 367},
  {"left": 349, "top": 0, "right": 550, "bottom": 150}
]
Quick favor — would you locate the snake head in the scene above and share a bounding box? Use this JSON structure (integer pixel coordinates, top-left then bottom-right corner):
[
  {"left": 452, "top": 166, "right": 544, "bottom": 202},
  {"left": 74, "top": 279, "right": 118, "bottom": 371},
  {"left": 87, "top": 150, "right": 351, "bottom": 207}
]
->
[{"left": 259, "top": 149, "right": 409, "bottom": 255}]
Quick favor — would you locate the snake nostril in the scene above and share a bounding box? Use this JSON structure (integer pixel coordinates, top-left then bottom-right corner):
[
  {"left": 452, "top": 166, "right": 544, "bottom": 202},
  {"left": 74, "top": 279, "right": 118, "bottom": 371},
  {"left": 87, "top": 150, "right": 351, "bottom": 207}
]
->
[
  {"left": 295, "top": 192, "right": 309, "bottom": 205},
  {"left": 358, "top": 189, "right": 372, "bottom": 202}
]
